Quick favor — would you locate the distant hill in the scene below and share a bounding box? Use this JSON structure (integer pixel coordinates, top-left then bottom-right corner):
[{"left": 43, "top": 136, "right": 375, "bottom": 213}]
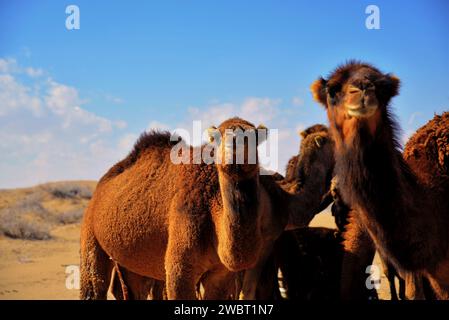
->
[{"left": 0, "top": 181, "right": 97, "bottom": 240}]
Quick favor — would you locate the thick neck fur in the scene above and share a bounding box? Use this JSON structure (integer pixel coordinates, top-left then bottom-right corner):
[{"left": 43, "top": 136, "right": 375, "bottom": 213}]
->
[
  {"left": 283, "top": 173, "right": 331, "bottom": 229},
  {"left": 331, "top": 111, "right": 446, "bottom": 271},
  {"left": 216, "top": 170, "right": 263, "bottom": 271}
]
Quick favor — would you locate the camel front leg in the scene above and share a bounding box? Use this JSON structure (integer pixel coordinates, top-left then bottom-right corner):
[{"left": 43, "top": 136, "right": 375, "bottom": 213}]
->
[
  {"left": 164, "top": 214, "right": 204, "bottom": 300},
  {"left": 165, "top": 262, "right": 199, "bottom": 300},
  {"left": 200, "top": 269, "right": 237, "bottom": 299},
  {"left": 340, "top": 212, "right": 377, "bottom": 300}
]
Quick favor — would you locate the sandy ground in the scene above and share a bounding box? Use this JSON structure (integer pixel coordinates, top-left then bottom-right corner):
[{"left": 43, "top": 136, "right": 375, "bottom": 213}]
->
[
  {"left": 0, "top": 209, "right": 390, "bottom": 300},
  {"left": 0, "top": 223, "right": 81, "bottom": 299}
]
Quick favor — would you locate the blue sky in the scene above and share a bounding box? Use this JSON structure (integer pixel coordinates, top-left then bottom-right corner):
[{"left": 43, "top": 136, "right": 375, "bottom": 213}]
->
[{"left": 0, "top": 0, "right": 448, "bottom": 188}]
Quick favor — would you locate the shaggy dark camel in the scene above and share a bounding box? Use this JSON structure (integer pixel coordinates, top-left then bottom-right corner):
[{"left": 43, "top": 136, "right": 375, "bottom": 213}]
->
[
  {"left": 285, "top": 124, "right": 329, "bottom": 182},
  {"left": 328, "top": 178, "right": 378, "bottom": 300},
  {"left": 276, "top": 227, "right": 343, "bottom": 300},
  {"left": 311, "top": 61, "right": 449, "bottom": 299},
  {"left": 250, "top": 128, "right": 337, "bottom": 300}
]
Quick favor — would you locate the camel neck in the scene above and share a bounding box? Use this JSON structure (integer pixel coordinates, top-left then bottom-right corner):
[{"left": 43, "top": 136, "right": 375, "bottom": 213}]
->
[
  {"left": 283, "top": 178, "right": 329, "bottom": 229},
  {"left": 332, "top": 117, "right": 444, "bottom": 270},
  {"left": 218, "top": 171, "right": 260, "bottom": 221},
  {"left": 215, "top": 170, "right": 263, "bottom": 271}
]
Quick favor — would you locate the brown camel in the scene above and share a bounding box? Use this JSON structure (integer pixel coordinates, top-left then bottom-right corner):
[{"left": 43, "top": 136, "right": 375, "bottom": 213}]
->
[
  {"left": 311, "top": 61, "right": 449, "bottom": 299},
  {"left": 251, "top": 127, "right": 337, "bottom": 300},
  {"left": 107, "top": 124, "right": 337, "bottom": 300},
  {"left": 285, "top": 124, "right": 329, "bottom": 182},
  {"left": 80, "top": 117, "right": 277, "bottom": 300},
  {"left": 80, "top": 117, "right": 336, "bottom": 300}
]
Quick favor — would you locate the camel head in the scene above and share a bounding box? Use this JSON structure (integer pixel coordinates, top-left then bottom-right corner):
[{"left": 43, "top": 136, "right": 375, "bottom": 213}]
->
[
  {"left": 296, "top": 128, "right": 334, "bottom": 187},
  {"left": 286, "top": 125, "right": 334, "bottom": 188},
  {"left": 207, "top": 117, "right": 267, "bottom": 180},
  {"left": 310, "top": 61, "right": 400, "bottom": 143},
  {"left": 284, "top": 125, "right": 336, "bottom": 229},
  {"left": 299, "top": 124, "right": 328, "bottom": 139}
]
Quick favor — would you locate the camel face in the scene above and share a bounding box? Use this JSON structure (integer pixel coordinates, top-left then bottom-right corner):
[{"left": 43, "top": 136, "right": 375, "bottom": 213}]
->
[
  {"left": 208, "top": 117, "right": 267, "bottom": 179},
  {"left": 310, "top": 61, "right": 400, "bottom": 140},
  {"left": 296, "top": 131, "right": 334, "bottom": 186},
  {"left": 286, "top": 126, "right": 334, "bottom": 188},
  {"left": 342, "top": 77, "right": 379, "bottom": 119}
]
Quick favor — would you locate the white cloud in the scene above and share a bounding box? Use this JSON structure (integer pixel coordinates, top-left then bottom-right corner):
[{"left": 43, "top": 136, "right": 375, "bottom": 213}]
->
[
  {"left": 0, "top": 58, "right": 44, "bottom": 77},
  {"left": 0, "top": 58, "right": 18, "bottom": 73},
  {"left": 0, "top": 58, "right": 323, "bottom": 187},
  {"left": 240, "top": 97, "right": 280, "bottom": 124},
  {"left": 0, "top": 59, "right": 130, "bottom": 188},
  {"left": 0, "top": 74, "right": 42, "bottom": 116},
  {"left": 181, "top": 97, "right": 302, "bottom": 174},
  {"left": 292, "top": 96, "right": 304, "bottom": 106},
  {"left": 25, "top": 67, "right": 44, "bottom": 77},
  {"left": 118, "top": 133, "right": 139, "bottom": 153}
]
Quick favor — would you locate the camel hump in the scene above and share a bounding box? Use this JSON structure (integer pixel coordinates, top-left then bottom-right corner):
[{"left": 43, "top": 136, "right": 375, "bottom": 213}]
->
[
  {"left": 99, "top": 130, "right": 182, "bottom": 183},
  {"left": 404, "top": 112, "right": 449, "bottom": 178}
]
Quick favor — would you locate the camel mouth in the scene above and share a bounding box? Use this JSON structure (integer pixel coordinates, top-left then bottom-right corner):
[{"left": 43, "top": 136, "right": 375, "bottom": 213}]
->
[{"left": 346, "top": 104, "right": 377, "bottom": 118}]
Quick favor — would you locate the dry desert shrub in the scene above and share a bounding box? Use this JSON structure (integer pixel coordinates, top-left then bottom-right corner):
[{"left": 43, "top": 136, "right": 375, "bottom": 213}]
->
[
  {"left": 0, "top": 181, "right": 95, "bottom": 240},
  {"left": 0, "top": 207, "right": 51, "bottom": 240}
]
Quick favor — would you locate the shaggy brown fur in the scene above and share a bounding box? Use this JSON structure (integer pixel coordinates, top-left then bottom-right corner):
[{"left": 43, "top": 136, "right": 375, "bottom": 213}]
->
[
  {"left": 311, "top": 61, "right": 449, "bottom": 299},
  {"left": 81, "top": 117, "right": 280, "bottom": 300},
  {"left": 403, "top": 112, "right": 449, "bottom": 186},
  {"left": 235, "top": 128, "right": 336, "bottom": 300},
  {"left": 329, "top": 178, "right": 378, "bottom": 300},
  {"left": 80, "top": 117, "right": 336, "bottom": 300},
  {"left": 108, "top": 124, "right": 337, "bottom": 300},
  {"left": 285, "top": 125, "right": 329, "bottom": 182},
  {"left": 282, "top": 129, "right": 335, "bottom": 223}
]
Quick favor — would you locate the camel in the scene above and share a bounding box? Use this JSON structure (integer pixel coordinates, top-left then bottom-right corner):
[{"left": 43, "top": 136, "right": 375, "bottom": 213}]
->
[
  {"left": 80, "top": 117, "right": 277, "bottom": 300},
  {"left": 311, "top": 61, "right": 449, "bottom": 299},
  {"left": 275, "top": 227, "right": 343, "bottom": 300},
  {"left": 285, "top": 124, "right": 329, "bottom": 182},
  {"left": 250, "top": 127, "right": 337, "bottom": 300},
  {"left": 332, "top": 170, "right": 437, "bottom": 300},
  {"left": 105, "top": 124, "right": 337, "bottom": 300},
  {"left": 80, "top": 117, "right": 336, "bottom": 300}
]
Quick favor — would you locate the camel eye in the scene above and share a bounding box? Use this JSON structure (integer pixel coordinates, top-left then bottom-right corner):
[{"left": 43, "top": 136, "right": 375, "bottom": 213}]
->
[{"left": 348, "top": 86, "right": 361, "bottom": 94}]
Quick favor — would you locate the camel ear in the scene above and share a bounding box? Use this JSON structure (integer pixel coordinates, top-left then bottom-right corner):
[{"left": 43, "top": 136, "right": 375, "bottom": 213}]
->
[
  {"left": 257, "top": 124, "right": 268, "bottom": 144},
  {"left": 310, "top": 77, "right": 328, "bottom": 107},
  {"left": 314, "top": 136, "right": 324, "bottom": 148},
  {"left": 207, "top": 126, "right": 220, "bottom": 143},
  {"left": 299, "top": 130, "right": 307, "bottom": 139},
  {"left": 375, "top": 74, "right": 401, "bottom": 102}
]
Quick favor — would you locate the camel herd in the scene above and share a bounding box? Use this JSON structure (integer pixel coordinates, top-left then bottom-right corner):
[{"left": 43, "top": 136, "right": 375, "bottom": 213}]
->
[{"left": 80, "top": 61, "right": 449, "bottom": 300}]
